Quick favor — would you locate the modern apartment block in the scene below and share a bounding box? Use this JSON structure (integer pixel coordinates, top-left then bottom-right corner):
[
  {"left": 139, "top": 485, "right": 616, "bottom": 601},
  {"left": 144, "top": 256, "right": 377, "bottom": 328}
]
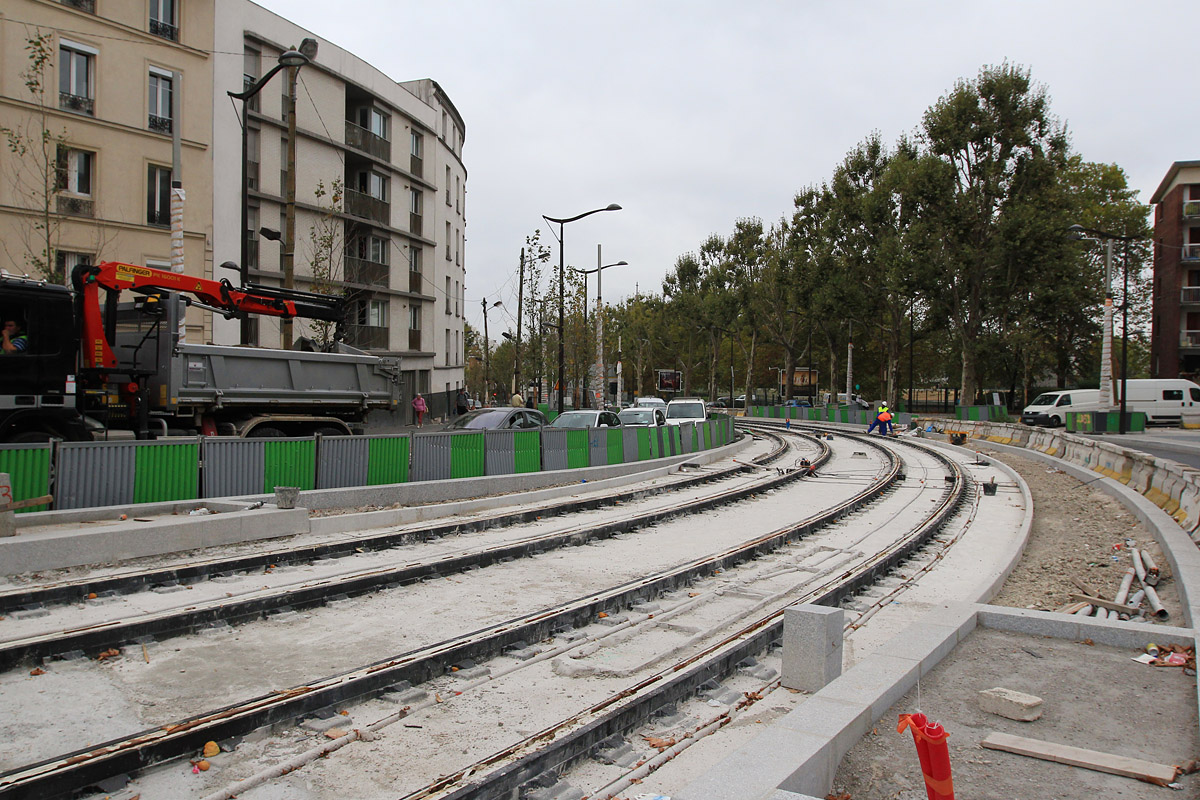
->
[
  {"left": 1150, "top": 161, "right": 1200, "bottom": 379},
  {"left": 0, "top": 0, "right": 215, "bottom": 340},
  {"left": 0, "top": 1, "right": 466, "bottom": 408}
]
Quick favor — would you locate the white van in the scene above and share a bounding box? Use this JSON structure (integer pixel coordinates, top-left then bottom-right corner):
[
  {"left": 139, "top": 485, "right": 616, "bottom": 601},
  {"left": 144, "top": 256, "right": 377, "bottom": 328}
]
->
[
  {"left": 1118, "top": 379, "right": 1200, "bottom": 424},
  {"left": 1020, "top": 389, "right": 1100, "bottom": 427}
]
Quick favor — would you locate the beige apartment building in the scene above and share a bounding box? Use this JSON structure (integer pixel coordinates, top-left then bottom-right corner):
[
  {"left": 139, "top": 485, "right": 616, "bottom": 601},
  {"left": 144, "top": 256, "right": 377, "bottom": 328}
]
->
[
  {"left": 0, "top": 0, "right": 467, "bottom": 413},
  {"left": 0, "top": 0, "right": 215, "bottom": 339}
]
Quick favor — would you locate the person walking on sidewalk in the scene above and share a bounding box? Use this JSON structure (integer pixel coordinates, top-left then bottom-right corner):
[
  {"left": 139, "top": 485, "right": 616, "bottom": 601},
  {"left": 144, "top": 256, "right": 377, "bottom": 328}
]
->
[
  {"left": 455, "top": 387, "right": 469, "bottom": 416},
  {"left": 412, "top": 392, "right": 428, "bottom": 427}
]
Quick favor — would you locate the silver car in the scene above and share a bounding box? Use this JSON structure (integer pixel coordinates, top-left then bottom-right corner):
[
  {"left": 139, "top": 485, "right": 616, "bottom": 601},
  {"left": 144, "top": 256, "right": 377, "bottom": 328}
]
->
[
  {"left": 548, "top": 410, "right": 622, "bottom": 428},
  {"left": 617, "top": 407, "right": 666, "bottom": 427}
]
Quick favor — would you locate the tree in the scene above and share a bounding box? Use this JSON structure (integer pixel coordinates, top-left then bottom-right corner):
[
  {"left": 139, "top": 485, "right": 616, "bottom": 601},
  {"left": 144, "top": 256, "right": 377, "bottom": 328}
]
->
[{"left": 301, "top": 177, "right": 345, "bottom": 349}]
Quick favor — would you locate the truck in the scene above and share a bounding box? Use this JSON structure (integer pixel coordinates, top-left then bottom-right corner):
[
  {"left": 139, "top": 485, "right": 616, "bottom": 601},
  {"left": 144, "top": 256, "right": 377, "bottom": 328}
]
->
[{"left": 0, "top": 261, "right": 400, "bottom": 442}]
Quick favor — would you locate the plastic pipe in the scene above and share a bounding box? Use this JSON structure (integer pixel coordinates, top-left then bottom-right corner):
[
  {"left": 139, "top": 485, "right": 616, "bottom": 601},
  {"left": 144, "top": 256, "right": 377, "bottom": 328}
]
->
[
  {"left": 1141, "top": 551, "right": 1160, "bottom": 586},
  {"left": 1143, "top": 584, "right": 1169, "bottom": 620},
  {"left": 1132, "top": 549, "right": 1147, "bottom": 584},
  {"left": 1114, "top": 568, "right": 1135, "bottom": 606}
]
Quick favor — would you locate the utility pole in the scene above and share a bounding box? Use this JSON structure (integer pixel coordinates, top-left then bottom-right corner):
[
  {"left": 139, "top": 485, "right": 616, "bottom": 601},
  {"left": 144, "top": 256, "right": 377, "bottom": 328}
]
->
[
  {"left": 515, "top": 248, "right": 524, "bottom": 395},
  {"left": 280, "top": 63, "right": 299, "bottom": 350}
]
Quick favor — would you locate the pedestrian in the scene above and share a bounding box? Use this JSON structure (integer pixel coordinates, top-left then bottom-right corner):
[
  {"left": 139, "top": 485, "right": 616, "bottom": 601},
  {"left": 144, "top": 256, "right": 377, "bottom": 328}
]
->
[
  {"left": 412, "top": 392, "right": 427, "bottom": 427},
  {"left": 455, "top": 387, "right": 469, "bottom": 416},
  {"left": 525, "top": 394, "right": 536, "bottom": 410},
  {"left": 511, "top": 390, "right": 523, "bottom": 407}
]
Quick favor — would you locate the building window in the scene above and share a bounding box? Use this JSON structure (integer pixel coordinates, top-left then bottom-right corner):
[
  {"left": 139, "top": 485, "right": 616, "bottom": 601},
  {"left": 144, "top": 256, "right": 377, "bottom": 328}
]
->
[
  {"left": 456, "top": 330, "right": 460, "bottom": 365},
  {"left": 54, "top": 251, "right": 92, "bottom": 284},
  {"left": 445, "top": 329, "right": 451, "bottom": 363},
  {"left": 59, "top": 41, "right": 95, "bottom": 115},
  {"left": 446, "top": 166, "right": 452, "bottom": 205},
  {"left": 441, "top": 110, "right": 448, "bottom": 140},
  {"left": 455, "top": 227, "right": 460, "bottom": 266},
  {"left": 409, "top": 304, "right": 420, "bottom": 330},
  {"left": 455, "top": 280, "right": 460, "bottom": 317},
  {"left": 409, "top": 246, "right": 422, "bottom": 273},
  {"left": 358, "top": 107, "right": 388, "bottom": 140},
  {"left": 455, "top": 176, "right": 461, "bottom": 214},
  {"left": 243, "top": 46, "right": 260, "bottom": 110},
  {"left": 358, "top": 170, "right": 387, "bottom": 202},
  {"left": 445, "top": 277, "right": 451, "bottom": 313},
  {"left": 147, "top": 164, "right": 172, "bottom": 226},
  {"left": 410, "top": 131, "right": 423, "bottom": 176},
  {"left": 367, "top": 299, "right": 388, "bottom": 328},
  {"left": 149, "top": 0, "right": 178, "bottom": 41},
  {"left": 356, "top": 234, "right": 388, "bottom": 264},
  {"left": 445, "top": 222, "right": 451, "bottom": 260},
  {"left": 148, "top": 68, "right": 173, "bottom": 133},
  {"left": 56, "top": 146, "right": 93, "bottom": 196}
]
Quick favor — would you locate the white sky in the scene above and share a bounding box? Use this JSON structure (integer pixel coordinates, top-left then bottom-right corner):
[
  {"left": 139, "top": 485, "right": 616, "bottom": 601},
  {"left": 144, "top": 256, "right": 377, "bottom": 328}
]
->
[{"left": 255, "top": 0, "right": 1199, "bottom": 336}]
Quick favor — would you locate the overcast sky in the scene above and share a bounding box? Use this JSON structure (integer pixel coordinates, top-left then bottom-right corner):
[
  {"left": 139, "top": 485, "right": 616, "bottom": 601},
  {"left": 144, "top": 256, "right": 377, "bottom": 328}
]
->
[{"left": 256, "top": 0, "right": 1198, "bottom": 336}]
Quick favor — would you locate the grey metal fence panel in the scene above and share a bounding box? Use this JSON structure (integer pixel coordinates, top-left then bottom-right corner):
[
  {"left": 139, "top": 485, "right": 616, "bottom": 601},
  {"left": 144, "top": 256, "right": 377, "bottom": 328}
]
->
[
  {"left": 484, "top": 429, "right": 517, "bottom": 476},
  {"left": 541, "top": 428, "right": 570, "bottom": 471},
  {"left": 622, "top": 427, "right": 638, "bottom": 462},
  {"left": 203, "top": 438, "right": 266, "bottom": 498},
  {"left": 317, "top": 435, "right": 369, "bottom": 489},
  {"left": 588, "top": 428, "right": 606, "bottom": 467},
  {"left": 410, "top": 432, "right": 452, "bottom": 482},
  {"left": 56, "top": 440, "right": 137, "bottom": 509},
  {"left": 679, "top": 421, "right": 694, "bottom": 454}
]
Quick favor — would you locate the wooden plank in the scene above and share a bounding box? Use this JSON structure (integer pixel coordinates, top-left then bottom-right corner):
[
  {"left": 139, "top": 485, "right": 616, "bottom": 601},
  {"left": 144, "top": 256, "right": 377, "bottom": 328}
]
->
[
  {"left": 1068, "top": 593, "right": 1141, "bottom": 615},
  {"left": 981, "top": 732, "right": 1177, "bottom": 786},
  {"left": 0, "top": 495, "right": 53, "bottom": 513}
]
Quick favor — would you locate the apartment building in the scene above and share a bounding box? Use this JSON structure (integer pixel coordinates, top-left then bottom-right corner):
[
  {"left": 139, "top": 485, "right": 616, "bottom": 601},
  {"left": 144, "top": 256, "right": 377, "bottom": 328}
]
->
[
  {"left": 212, "top": 0, "right": 467, "bottom": 407},
  {"left": 0, "top": 1, "right": 466, "bottom": 408},
  {"left": 1149, "top": 161, "right": 1200, "bottom": 379},
  {"left": 0, "top": 0, "right": 215, "bottom": 339}
]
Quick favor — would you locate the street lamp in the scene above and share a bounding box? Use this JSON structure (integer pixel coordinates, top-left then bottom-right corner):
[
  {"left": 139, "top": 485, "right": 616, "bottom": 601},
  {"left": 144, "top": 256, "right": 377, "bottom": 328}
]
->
[
  {"left": 481, "top": 298, "right": 502, "bottom": 404},
  {"left": 542, "top": 204, "right": 622, "bottom": 413},
  {"left": 571, "top": 253, "right": 627, "bottom": 408},
  {"left": 1069, "top": 223, "right": 1141, "bottom": 434},
  {"left": 228, "top": 39, "right": 317, "bottom": 346}
]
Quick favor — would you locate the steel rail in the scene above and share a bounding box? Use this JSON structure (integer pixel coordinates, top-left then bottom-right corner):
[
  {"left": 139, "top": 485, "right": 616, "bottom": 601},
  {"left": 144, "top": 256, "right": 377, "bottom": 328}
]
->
[{"left": 0, "top": 431, "right": 889, "bottom": 800}]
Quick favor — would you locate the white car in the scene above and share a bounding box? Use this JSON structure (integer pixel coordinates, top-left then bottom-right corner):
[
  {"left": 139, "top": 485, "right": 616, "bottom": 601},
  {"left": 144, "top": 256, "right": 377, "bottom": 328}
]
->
[
  {"left": 618, "top": 407, "right": 666, "bottom": 427},
  {"left": 634, "top": 396, "right": 667, "bottom": 411},
  {"left": 665, "top": 398, "right": 707, "bottom": 426}
]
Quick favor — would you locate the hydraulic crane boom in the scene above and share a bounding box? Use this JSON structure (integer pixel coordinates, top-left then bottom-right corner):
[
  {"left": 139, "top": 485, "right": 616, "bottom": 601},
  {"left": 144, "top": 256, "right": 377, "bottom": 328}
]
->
[{"left": 72, "top": 262, "right": 344, "bottom": 370}]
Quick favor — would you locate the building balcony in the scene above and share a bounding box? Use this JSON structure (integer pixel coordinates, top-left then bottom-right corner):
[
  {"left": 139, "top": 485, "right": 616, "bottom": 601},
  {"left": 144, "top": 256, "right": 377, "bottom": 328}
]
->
[
  {"left": 346, "top": 324, "right": 388, "bottom": 350},
  {"left": 149, "top": 114, "right": 171, "bottom": 134},
  {"left": 345, "top": 121, "right": 391, "bottom": 162},
  {"left": 345, "top": 188, "right": 389, "bottom": 225},
  {"left": 1184, "top": 201, "right": 1200, "bottom": 219},
  {"left": 149, "top": 19, "right": 178, "bottom": 41},
  {"left": 344, "top": 256, "right": 389, "bottom": 288},
  {"left": 409, "top": 270, "right": 423, "bottom": 294},
  {"left": 1184, "top": 244, "right": 1200, "bottom": 262},
  {"left": 1184, "top": 287, "right": 1200, "bottom": 304},
  {"left": 410, "top": 153, "right": 423, "bottom": 178},
  {"left": 1182, "top": 330, "right": 1200, "bottom": 349},
  {"left": 59, "top": 92, "right": 93, "bottom": 116},
  {"left": 247, "top": 160, "right": 259, "bottom": 191},
  {"left": 56, "top": 195, "right": 93, "bottom": 217}
]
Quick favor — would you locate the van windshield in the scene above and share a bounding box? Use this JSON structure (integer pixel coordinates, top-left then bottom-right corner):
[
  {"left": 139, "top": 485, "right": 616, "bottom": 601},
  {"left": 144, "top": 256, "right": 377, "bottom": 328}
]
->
[{"left": 1029, "top": 394, "right": 1060, "bottom": 406}]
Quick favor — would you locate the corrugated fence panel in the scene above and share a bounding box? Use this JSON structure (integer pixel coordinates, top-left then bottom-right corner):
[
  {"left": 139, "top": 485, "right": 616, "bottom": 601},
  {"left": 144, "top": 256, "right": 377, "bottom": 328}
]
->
[
  {"left": 679, "top": 421, "right": 694, "bottom": 454},
  {"left": 622, "top": 427, "right": 638, "bottom": 463},
  {"left": 317, "top": 436, "right": 369, "bottom": 489},
  {"left": 451, "top": 432, "right": 485, "bottom": 478},
  {"left": 56, "top": 440, "right": 136, "bottom": 509},
  {"left": 484, "top": 429, "right": 517, "bottom": 476},
  {"left": 133, "top": 439, "right": 200, "bottom": 504},
  {"left": 367, "top": 435, "right": 410, "bottom": 485},
  {"left": 637, "top": 428, "right": 652, "bottom": 460},
  {"left": 0, "top": 444, "right": 51, "bottom": 512},
  {"left": 648, "top": 427, "right": 662, "bottom": 460},
  {"left": 606, "top": 428, "right": 623, "bottom": 465},
  {"left": 541, "top": 428, "right": 570, "bottom": 471},
  {"left": 566, "top": 429, "right": 589, "bottom": 469},
  {"left": 410, "top": 432, "right": 452, "bottom": 482},
  {"left": 263, "top": 439, "right": 316, "bottom": 493},
  {"left": 587, "top": 428, "right": 606, "bottom": 467},
  {"left": 514, "top": 430, "right": 542, "bottom": 474},
  {"left": 702, "top": 422, "right": 712, "bottom": 450},
  {"left": 202, "top": 438, "right": 265, "bottom": 498}
]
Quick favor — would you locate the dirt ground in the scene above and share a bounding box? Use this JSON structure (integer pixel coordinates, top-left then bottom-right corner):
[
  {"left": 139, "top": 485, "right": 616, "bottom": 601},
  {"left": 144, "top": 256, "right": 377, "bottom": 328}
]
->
[{"left": 830, "top": 447, "right": 1198, "bottom": 799}]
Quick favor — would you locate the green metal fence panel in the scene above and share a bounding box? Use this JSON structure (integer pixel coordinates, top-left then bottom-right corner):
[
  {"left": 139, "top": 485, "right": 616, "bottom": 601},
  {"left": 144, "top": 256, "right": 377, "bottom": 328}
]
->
[
  {"left": 703, "top": 422, "right": 712, "bottom": 450},
  {"left": 648, "top": 426, "right": 662, "bottom": 459},
  {"left": 637, "top": 427, "right": 652, "bottom": 461},
  {"left": 367, "top": 435, "right": 410, "bottom": 485},
  {"left": 566, "top": 429, "right": 589, "bottom": 468},
  {"left": 450, "top": 432, "right": 486, "bottom": 478},
  {"left": 133, "top": 441, "right": 199, "bottom": 504},
  {"left": 514, "top": 430, "right": 542, "bottom": 473},
  {"left": 0, "top": 444, "right": 51, "bottom": 513},
  {"left": 263, "top": 440, "right": 316, "bottom": 493},
  {"left": 606, "top": 428, "right": 623, "bottom": 465}
]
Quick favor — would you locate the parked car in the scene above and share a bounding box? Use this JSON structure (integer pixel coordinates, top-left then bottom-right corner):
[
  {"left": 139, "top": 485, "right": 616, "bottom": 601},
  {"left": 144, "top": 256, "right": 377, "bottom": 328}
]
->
[
  {"left": 665, "top": 397, "right": 708, "bottom": 426},
  {"left": 634, "top": 396, "right": 667, "bottom": 411},
  {"left": 442, "top": 407, "right": 546, "bottom": 430},
  {"left": 618, "top": 407, "right": 666, "bottom": 427},
  {"left": 1020, "top": 389, "right": 1100, "bottom": 427},
  {"left": 548, "top": 410, "right": 622, "bottom": 428}
]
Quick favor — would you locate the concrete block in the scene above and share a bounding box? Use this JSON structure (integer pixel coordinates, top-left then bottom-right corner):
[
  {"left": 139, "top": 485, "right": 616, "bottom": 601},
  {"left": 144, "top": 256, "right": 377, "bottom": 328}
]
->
[
  {"left": 979, "top": 687, "right": 1043, "bottom": 721},
  {"left": 677, "top": 727, "right": 834, "bottom": 800},
  {"left": 873, "top": 620, "right": 963, "bottom": 675},
  {"left": 815, "top": 654, "right": 920, "bottom": 722},
  {"left": 776, "top": 694, "right": 872, "bottom": 759},
  {"left": 300, "top": 715, "right": 348, "bottom": 733},
  {"left": 977, "top": 606, "right": 1081, "bottom": 640},
  {"left": 1073, "top": 616, "right": 1195, "bottom": 650},
  {"left": 782, "top": 603, "right": 843, "bottom": 692}
]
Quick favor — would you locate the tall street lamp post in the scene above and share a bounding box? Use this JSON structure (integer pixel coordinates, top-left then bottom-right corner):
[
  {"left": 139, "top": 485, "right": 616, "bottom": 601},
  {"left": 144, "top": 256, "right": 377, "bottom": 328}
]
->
[
  {"left": 571, "top": 251, "right": 627, "bottom": 408},
  {"left": 1069, "top": 224, "right": 1141, "bottom": 434},
  {"left": 542, "top": 204, "right": 621, "bottom": 414},
  {"left": 481, "top": 298, "right": 501, "bottom": 404},
  {"left": 228, "top": 39, "right": 317, "bottom": 346}
]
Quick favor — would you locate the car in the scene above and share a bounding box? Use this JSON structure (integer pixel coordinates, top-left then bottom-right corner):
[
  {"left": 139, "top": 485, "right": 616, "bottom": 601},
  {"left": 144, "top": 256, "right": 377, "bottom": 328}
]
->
[
  {"left": 618, "top": 407, "right": 666, "bottom": 427},
  {"left": 441, "top": 407, "right": 546, "bottom": 430},
  {"left": 634, "top": 396, "right": 667, "bottom": 411},
  {"left": 665, "top": 397, "right": 708, "bottom": 426},
  {"left": 548, "top": 410, "right": 622, "bottom": 428}
]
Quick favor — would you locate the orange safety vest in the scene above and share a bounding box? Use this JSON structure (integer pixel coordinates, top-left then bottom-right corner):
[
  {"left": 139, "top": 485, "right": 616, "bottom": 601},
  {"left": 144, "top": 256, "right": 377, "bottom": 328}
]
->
[{"left": 879, "top": 410, "right": 892, "bottom": 422}]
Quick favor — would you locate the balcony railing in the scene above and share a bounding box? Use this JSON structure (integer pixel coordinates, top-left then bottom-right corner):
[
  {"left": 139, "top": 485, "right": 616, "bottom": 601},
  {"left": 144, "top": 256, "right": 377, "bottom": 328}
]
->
[
  {"left": 149, "top": 19, "right": 178, "bottom": 40},
  {"left": 345, "top": 121, "right": 391, "bottom": 162},
  {"left": 409, "top": 270, "right": 423, "bottom": 294},
  {"left": 148, "top": 114, "right": 172, "bottom": 134},
  {"left": 59, "top": 92, "right": 94, "bottom": 116},
  {"left": 345, "top": 188, "right": 390, "bottom": 224},
  {"left": 57, "top": 195, "right": 93, "bottom": 217},
  {"left": 410, "top": 153, "right": 423, "bottom": 178},
  {"left": 1184, "top": 244, "right": 1200, "bottom": 262},
  {"left": 1184, "top": 201, "right": 1200, "bottom": 219},
  {"left": 344, "top": 256, "right": 389, "bottom": 288},
  {"left": 408, "top": 329, "right": 422, "bottom": 351},
  {"left": 1182, "top": 331, "right": 1200, "bottom": 348},
  {"left": 410, "top": 212, "right": 422, "bottom": 237},
  {"left": 1183, "top": 287, "right": 1200, "bottom": 304},
  {"left": 346, "top": 325, "right": 388, "bottom": 350}
]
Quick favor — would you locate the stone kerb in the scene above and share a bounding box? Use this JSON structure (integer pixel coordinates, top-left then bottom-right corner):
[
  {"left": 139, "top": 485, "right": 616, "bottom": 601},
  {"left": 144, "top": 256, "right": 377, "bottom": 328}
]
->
[{"left": 1177, "top": 474, "right": 1200, "bottom": 533}]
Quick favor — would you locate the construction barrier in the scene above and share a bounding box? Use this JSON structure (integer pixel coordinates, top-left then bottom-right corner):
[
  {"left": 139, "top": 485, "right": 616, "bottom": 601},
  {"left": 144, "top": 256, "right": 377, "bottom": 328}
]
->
[{"left": 0, "top": 443, "right": 51, "bottom": 513}]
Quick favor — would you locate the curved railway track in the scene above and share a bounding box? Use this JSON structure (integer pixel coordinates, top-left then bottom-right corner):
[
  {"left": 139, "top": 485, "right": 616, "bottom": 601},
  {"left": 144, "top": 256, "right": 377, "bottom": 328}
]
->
[{"left": 0, "top": 425, "right": 969, "bottom": 800}]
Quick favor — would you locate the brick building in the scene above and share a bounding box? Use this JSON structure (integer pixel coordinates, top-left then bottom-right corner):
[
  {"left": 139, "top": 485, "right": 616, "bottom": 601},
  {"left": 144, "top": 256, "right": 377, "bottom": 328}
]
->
[{"left": 1150, "top": 161, "right": 1200, "bottom": 378}]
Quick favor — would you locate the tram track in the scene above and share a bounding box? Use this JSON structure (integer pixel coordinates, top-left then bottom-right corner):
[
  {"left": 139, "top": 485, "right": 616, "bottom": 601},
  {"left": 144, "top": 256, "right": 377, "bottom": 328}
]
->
[{"left": 0, "top": 428, "right": 962, "bottom": 800}]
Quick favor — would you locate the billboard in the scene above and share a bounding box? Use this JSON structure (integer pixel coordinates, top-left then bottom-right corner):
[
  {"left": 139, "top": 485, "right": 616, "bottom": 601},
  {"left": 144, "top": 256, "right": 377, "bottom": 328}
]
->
[
  {"left": 791, "top": 367, "right": 818, "bottom": 387},
  {"left": 656, "top": 369, "right": 682, "bottom": 392}
]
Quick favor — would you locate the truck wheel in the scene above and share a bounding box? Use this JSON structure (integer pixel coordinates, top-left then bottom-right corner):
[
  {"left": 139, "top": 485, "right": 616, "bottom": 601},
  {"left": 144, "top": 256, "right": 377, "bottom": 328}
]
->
[
  {"left": 8, "top": 430, "right": 54, "bottom": 443},
  {"left": 248, "top": 425, "right": 286, "bottom": 438},
  {"left": 312, "top": 426, "right": 346, "bottom": 438},
  {"left": 1049, "top": 415, "right": 1061, "bottom": 427}
]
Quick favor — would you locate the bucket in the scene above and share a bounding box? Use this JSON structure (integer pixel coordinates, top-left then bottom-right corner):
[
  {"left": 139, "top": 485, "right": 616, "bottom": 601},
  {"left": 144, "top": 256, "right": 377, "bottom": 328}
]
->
[
  {"left": 982, "top": 481, "right": 997, "bottom": 496},
  {"left": 275, "top": 486, "right": 300, "bottom": 509}
]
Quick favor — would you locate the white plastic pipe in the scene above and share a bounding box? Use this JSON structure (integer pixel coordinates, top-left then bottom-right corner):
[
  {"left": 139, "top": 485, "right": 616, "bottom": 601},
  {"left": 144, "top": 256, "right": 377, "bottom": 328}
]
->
[
  {"left": 1132, "top": 549, "right": 1147, "bottom": 584},
  {"left": 1114, "top": 568, "right": 1135, "bottom": 605},
  {"left": 1141, "top": 551, "right": 1160, "bottom": 586},
  {"left": 1143, "top": 584, "right": 1169, "bottom": 620}
]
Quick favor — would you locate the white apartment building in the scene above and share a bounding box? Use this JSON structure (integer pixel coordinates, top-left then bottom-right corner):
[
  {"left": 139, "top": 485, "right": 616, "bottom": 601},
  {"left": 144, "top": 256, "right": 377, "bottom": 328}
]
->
[{"left": 213, "top": 0, "right": 467, "bottom": 411}]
